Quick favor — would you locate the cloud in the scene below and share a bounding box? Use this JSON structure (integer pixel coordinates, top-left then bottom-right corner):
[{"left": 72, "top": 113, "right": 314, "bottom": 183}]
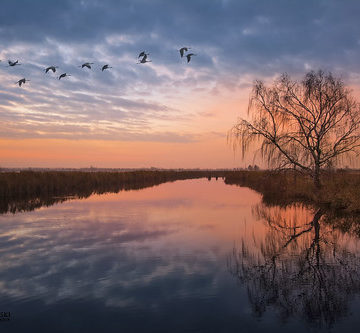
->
[
  {"left": 0, "top": 193, "right": 224, "bottom": 310},
  {"left": 0, "top": 0, "right": 359, "bottom": 142}
]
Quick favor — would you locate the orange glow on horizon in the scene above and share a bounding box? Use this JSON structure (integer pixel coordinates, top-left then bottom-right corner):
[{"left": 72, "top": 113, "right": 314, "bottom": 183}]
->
[
  {"left": 0, "top": 86, "right": 253, "bottom": 168},
  {"left": 0, "top": 136, "right": 246, "bottom": 168}
]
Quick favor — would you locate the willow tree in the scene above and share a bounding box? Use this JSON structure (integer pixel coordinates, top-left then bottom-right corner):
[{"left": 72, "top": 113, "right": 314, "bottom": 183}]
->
[{"left": 229, "top": 70, "right": 360, "bottom": 189}]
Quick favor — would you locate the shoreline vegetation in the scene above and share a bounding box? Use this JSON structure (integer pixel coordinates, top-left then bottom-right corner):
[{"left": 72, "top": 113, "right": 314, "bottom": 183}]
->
[
  {"left": 0, "top": 170, "right": 359, "bottom": 216},
  {"left": 0, "top": 170, "right": 226, "bottom": 214},
  {"left": 225, "top": 169, "right": 360, "bottom": 213}
]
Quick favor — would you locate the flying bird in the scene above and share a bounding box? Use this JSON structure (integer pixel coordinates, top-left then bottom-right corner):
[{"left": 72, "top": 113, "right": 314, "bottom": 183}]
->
[
  {"left": 101, "top": 64, "right": 112, "bottom": 71},
  {"left": 186, "top": 53, "right": 196, "bottom": 63},
  {"left": 15, "top": 78, "right": 30, "bottom": 87},
  {"left": 179, "top": 47, "right": 190, "bottom": 58},
  {"left": 80, "top": 62, "right": 94, "bottom": 69},
  {"left": 138, "top": 51, "right": 149, "bottom": 58},
  {"left": 137, "top": 54, "right": 152, "bottom": 64},
  {"left": 45, "top": 66, "right": 58, "bottom": 73},
  {"left": 8, "top": 60, "right": 21, "bottom": 66},
  {"left": 58, "top": 73, "right": 71, "bottom": 80}
]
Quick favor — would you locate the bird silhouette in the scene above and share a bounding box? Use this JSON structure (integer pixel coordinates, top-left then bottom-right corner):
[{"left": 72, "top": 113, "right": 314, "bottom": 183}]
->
[
  {"left": 137, "top": 54, "right": 152, "bottom": 64},
  {"left": 45, "top": 66, "right": 58, "bottom": 73},
  {"left": 15, "top": 78, "right": 30, "bottom": 87},
  {"left": 3, "top": 44, "right": 200, "bottom": 85},
  {"left": 179, "top": 47, "right": 190, "bottom": 58},
  {"left": 79, "top": 62, "right": 94, "bottom": 69},
  {"left": 8, "top": 60, "right": 21, "bottom": 67},
  {"left": 58, "top": 73, "right": 71, "bottom": 80},
  {"left": 186, "top": 53, "right": 196, "bottom": 63},
  {"left": 138, "top": 51, "right": 149, "bottom": 58},
  {"left": 101, "top": 64, "right": 112, "bottom": 71}
]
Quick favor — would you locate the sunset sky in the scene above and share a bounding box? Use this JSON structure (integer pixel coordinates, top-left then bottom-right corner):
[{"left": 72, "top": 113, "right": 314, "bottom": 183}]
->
[{"left": 0, "top": 0, "right": 360, "bottom": 168}]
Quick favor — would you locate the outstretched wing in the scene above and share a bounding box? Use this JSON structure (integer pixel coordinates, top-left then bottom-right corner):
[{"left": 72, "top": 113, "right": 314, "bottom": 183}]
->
[{"left": 180, "top": 47, "right": 188, "bottom": 57}]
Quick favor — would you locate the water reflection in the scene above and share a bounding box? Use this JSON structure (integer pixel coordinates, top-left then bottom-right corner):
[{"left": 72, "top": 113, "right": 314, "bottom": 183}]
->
[
  {"left": 229, "top": 204, "right": 360, "bottom": 329},
  {"left": 0, "top": 180, "right": 261, "bottom": 332},
  {"left": 0, "top": 171, "right": 226, "bottom": 215},
  {"left": 0, "top": 178, "right": 172, "bottom": 214},
  {"left": 1, "top": 179, "right": 360, "bottom": 332}
]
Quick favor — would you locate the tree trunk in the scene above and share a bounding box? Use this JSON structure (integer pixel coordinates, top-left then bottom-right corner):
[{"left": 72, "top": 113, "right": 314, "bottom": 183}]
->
[
  {"left": 313, "top": 163, "right": 321, "bottom": 191},
  {"left": 311, "top": 208, "right": 323, "bottom": 267}
]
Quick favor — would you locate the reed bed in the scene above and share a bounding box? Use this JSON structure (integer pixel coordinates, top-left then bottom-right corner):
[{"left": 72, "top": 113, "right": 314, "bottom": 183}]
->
[{"left": 0, "top": 169, "right": 359, "bottom": 215}]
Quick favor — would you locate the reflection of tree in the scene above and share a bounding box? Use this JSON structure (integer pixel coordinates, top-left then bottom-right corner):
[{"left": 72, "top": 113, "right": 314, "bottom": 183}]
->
[{"left": 228, "top": 204, "right": 360, "bottom": 328}]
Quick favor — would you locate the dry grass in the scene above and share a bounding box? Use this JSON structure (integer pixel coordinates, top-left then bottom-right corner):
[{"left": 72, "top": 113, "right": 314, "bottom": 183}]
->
[
  {"left": 225, "top": 170, "right": 360, "bottom": 214},
  {"left": 0, "top": 169, "right": 359, "bottom": 215},
  {"left": 0, "top": 170, "right": 228, "bottom": 213}
]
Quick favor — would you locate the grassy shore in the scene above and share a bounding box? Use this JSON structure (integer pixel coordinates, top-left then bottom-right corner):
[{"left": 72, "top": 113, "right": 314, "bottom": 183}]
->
[
  {"left": 225, "top": 170, "right": 360, "bottom": 215},
  {"left": 0, "top": 170, "right": 229, "bottom": 213},
  {"left": 0, "top": 169, "right": 359, "bottom": 215},
  {"left": 0, "top": 170, "right": 231, "bottom": 198}
]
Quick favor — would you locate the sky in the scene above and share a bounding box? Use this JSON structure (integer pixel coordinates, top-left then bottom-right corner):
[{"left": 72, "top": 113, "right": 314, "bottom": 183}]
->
[{"left": 0, "top": 0, "right": 360, "bottom": 168}]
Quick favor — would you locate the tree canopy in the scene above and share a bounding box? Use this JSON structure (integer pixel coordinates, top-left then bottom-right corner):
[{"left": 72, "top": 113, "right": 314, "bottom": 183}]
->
[{"left": 229, "top": 70, "right": 360, "bottom": 188}]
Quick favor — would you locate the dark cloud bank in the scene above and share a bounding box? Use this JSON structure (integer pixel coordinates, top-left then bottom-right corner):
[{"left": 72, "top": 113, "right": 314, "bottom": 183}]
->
[{"left": 0, "top": 0, "right": 359, "bottom": 141}]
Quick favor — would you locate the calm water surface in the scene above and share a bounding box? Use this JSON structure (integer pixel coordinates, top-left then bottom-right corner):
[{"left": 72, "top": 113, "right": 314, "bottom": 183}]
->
[{"left": 0, "top": 179, "right": 360, "bottom": 332}]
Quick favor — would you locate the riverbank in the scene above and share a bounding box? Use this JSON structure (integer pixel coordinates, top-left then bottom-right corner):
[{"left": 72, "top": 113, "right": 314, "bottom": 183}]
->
[
  {"left": 225, "top": 170, "right": 360, "bottom": 215},
  {"left": 0, "top": 170, "right": 230, "bottom": 213},
  {"left": 0, "top": 169, "right": 359, "bottom": 215}
]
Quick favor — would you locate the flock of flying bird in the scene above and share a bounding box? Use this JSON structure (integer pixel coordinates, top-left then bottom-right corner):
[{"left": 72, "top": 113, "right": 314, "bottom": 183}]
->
[{"left": 0, "top": 47, "right": 196, "bottom": 87}]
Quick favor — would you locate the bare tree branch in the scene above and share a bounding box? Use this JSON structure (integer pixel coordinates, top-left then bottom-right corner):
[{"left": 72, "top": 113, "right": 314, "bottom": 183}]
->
[{"left": 229, "top": 70, "right": 360, "bottom": 189}]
